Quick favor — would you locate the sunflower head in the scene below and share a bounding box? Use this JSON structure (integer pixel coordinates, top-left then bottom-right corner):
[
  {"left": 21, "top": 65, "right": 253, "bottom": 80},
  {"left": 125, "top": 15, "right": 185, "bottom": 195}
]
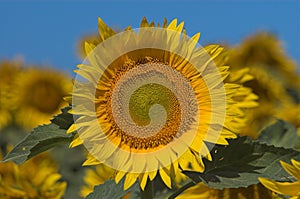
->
[
  {"left": 70, "top": 17, "right": 257, "bottom": 190},
  {"left": 14, "top": 67, "right": 72, "bottom": 129},
  {"left": 0, "top": 151, "right": 67, "bottom": 198}
]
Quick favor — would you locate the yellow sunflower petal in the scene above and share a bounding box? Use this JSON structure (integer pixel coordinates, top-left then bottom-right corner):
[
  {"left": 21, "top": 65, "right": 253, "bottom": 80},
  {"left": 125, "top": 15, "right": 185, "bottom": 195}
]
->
[
  {"left": 159, "top": 167, "right": 172, "bottom": 189},
  {"left": 259, "top": 177, "right": 300, "bottom": 196},
  {"left": 115, "top": 171, "right": 126, "bottom": 184},
  {"left": 66, "top": 123, "right": 77, "bottom": 134},
  {"left": 98, "top": 17, "right": 115, "bottom": 41},
  {"left": 281, "top": 160, "right": 300, "bottom": 180},
  {"left": 124, "top": 173, "right": 139, "bottom": 190},
  {"left": 139, "top": 173, "right": 149, "bottom": 191},
  {"left": 69, "top": 135, "right": 83, "bottom": 147}
]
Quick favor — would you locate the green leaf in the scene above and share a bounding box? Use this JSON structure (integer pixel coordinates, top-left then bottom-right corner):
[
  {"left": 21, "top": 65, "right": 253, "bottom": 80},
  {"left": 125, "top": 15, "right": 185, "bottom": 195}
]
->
[
  {"left": 258, "top": 120, "right": 298, "bottom": 148},
  {"left": 2, "top": 106, "right": 75, "bottom": 164},
  {"left": 183, "top": 136, "right": 300, "bottom": 189},
  {"left": 86, "top": 179, "right": 139, "bottom": 199},
  {"left": 51, "top": 106, "right": 74, "bottom": 129}
]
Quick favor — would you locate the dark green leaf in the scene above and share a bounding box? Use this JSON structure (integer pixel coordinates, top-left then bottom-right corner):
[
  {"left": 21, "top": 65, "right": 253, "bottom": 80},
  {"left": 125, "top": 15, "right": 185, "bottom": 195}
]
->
[
  {"left": 86, "top": 179, "right": 139, "bottom": 199},
  {"left": 258, "top": 120, "right": 298, "bottom": 148},
  {"left": 2, "top": 107, "right": 75, "bottom": 164},
  {"left": 51, "top": 106, "right": 74, "bottom": 129},
  {"left": 183, "top": 136, "right": 300, "bottom": 189}
]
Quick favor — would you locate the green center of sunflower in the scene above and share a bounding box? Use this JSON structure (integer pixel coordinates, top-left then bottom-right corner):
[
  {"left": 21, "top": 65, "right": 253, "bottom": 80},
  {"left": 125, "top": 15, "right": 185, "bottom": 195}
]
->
[{"left": 129, "top": 83, "right": 176, "bottom": 126}]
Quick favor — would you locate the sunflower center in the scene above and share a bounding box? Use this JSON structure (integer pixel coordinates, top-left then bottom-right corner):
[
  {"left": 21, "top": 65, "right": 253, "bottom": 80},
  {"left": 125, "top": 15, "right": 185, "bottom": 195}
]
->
[{"left": 95, "top": 59, "right": 199, "bottom": 150}]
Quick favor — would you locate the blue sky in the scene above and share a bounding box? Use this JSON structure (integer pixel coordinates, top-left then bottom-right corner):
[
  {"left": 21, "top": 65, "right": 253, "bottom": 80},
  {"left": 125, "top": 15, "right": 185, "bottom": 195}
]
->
[{"left": 0, "top": 1, "right": 299, "bottom": 75}]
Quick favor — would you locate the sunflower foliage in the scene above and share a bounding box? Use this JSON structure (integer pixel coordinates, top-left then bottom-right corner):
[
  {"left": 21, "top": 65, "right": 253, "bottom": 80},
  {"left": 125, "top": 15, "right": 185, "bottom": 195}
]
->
[{"left": 3, "top": 111, "right": 300, "bottom": 198}]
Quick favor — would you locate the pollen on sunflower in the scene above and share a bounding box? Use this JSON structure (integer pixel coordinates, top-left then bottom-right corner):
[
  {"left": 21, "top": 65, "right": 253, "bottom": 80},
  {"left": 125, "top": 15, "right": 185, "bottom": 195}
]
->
[{"left": 70, "top": 17, "right": 258, "bottom": 190}]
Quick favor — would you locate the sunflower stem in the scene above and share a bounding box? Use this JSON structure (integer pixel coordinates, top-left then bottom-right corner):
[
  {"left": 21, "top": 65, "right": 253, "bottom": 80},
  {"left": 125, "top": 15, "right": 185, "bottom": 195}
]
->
[
  {"left": 141, "top": 180, "right": 153, "bottom": 199},
  {"left": 168, "top": 181, "right": 196, "bottom": 199}
]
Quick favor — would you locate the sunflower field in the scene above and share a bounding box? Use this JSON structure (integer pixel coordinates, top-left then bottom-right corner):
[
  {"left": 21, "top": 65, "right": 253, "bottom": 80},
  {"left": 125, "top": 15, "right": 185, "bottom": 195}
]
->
[{"left": 1, "top": 13, "right": 300, "bottom": 199}]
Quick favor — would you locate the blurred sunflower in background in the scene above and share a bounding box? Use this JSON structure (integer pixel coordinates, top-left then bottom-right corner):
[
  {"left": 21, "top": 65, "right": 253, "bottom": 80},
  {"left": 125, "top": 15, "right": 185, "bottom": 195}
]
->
[
  {"left": 0, "top": 61, "right": 72, "bottom": 131},
  {"left": 69, "top": 17, "right": 258, "bottom": 192},
  {"left": 226, "top": 32, "right": 300, "bottom": 138},
  {"left": 0, "top": 150, "right": 66, "bottom": 199},
  {"left": 13, "top": 67, "right": 72, "bottom": 130}
]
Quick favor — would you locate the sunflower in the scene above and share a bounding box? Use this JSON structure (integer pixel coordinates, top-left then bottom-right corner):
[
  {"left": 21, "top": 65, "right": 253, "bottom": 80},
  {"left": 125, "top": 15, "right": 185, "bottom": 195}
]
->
[
  {"left": 14, "top": 67, "right": 72, "bottom": 129},
  {"left": 259, "top": 159, "right": 300, "bottom": 198},
  {"left": 0, "top": 60, "right": 22, "bottom": 130},
  {"left": 69, "top": 17, "right": 258, "bottom": 190},
  {"left": 234, "top": 66, "right": 295, "bottom": 138},
  {"left": 225, "top": 32, "right": 300, "bottom": 138},
  {"left": 0, "top": 151, "right": 67, "bottom": 198}
]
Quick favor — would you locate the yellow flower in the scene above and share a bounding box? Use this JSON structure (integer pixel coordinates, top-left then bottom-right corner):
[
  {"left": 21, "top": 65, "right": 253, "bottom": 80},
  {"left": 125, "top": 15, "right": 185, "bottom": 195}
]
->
[
  {"left": 177, "top": 182, "right": 273, "bottom": 199},
  {"left": 226, "top": 36, "right": 298, "bottom": 138},
  {"left": 229, "top": 52, "right": 294, "bottom": 138},
  {"left": 0, "top": 59, "right": 22, "bottom": 129},
  {"left": 259, "top": 159, "right": 300, "bottom": 198},
  {"left": 69, "top": 17, "right": 257, "bottom": 191},
  {"left": 0, "top": 151, "right": 67, "bottom": 199},
  {"left": 14, "top": 67, "right": 72, "bottom": 129}
]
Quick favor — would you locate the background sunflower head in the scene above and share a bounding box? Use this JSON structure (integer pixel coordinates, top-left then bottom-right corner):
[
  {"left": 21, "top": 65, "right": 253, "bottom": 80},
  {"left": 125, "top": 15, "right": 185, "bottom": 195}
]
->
[
  {"left": 13, "top": 67, "right": 72, "bottom": 130},
  {"left": 224, "top": 32, "right": 300, "bottom": 138}
]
